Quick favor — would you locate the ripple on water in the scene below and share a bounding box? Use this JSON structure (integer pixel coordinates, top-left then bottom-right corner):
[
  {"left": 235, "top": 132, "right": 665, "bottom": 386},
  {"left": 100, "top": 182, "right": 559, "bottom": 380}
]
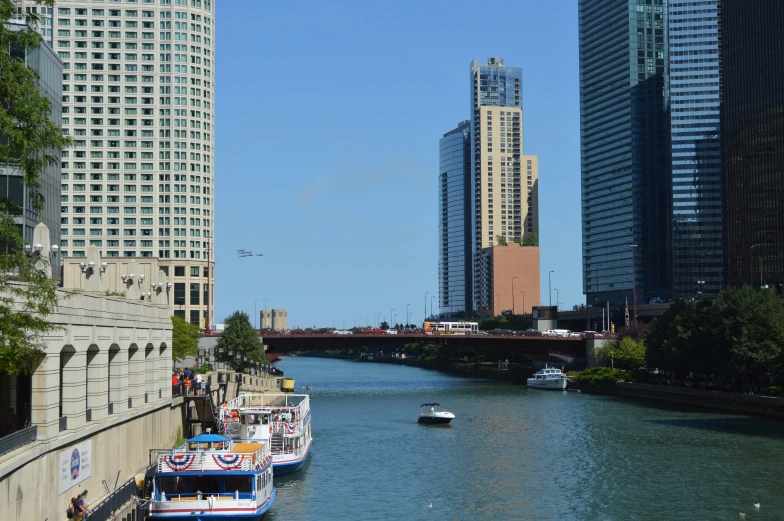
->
[{"left": 266, "top": 357, "right": 784, "bottom": 521}]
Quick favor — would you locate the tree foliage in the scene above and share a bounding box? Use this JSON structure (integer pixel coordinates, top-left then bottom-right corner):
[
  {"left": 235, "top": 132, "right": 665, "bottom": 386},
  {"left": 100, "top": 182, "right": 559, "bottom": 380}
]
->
[
  {"left": 595, "top": 336, "right": 647, "bottom": 370},
  {"left": 380, "top": 321, "right": 389, "bottom": 330},
  {"left": 646, "top": 286, "right": 784, "bottom": 378},
  {"left": 0, "top": 0, "right": 72, "bottom": 376},
  {"left": 496, "top": 235, "right": 507, "bottom": 246},
  {"left": 215, "top": 311, "right": 267, "bottom": 372},
  {"left": 522, "top": 232, "right": 539, "bottom": 247},
  {"left": 573, "top": 367, "right": 635, "bottom": 384},
  {"left": 171, "top": 315, "right": 200, "bottom": 362},
  {"left": 478, "top": 315, "right": 532, "bottom": 331}
]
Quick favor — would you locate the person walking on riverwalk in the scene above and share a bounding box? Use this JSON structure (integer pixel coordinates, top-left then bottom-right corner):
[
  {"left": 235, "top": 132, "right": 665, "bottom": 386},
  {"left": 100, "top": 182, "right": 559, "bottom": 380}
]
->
[
  {"left": 184, "top": 376, "right": 192, "bottom": 395},
  {"left": 195, "top": 372, "right": 203, "bottom": 396}
]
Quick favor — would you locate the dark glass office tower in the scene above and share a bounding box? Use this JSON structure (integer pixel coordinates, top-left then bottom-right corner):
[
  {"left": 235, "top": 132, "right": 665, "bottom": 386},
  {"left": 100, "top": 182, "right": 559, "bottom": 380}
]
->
[
  {"left": 579, "top": 0, "right": 672, "bottom": 308},
  {"left": 439, "top": 121, "right": 472, "bottom": 315},
  {"left": 669, "top": 0, "right": 724, "bottom": 299},
  {"left": 723, "top": 0, "right": 784, "bottom": 290}
]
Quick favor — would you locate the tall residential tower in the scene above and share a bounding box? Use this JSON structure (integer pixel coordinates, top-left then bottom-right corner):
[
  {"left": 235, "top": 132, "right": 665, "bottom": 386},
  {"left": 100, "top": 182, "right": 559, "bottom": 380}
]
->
[
  {"left": 15, "top": 0, "right": 216, "bottom": 325},
  {"left": 579, "top": 0, "right": 672, "bottom": 308},
  {"left": 438, "top": 121, "right": 472, "bottom": 315}
]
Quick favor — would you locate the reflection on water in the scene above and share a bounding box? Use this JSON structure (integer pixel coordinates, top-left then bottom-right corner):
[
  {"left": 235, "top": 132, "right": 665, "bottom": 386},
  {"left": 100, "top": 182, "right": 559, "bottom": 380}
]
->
[{"left": 265, "top": 357, "right": 784, "bottom": 521}]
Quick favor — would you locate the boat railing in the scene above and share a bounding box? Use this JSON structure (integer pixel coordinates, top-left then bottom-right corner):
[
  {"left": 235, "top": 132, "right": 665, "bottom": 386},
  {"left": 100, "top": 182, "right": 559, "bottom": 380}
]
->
[
  {"left": 157, "top": 444, "right": 271, "bottom": 473},
  {"left": 157, "top": 491, "right": 256, "bottom": 502}
]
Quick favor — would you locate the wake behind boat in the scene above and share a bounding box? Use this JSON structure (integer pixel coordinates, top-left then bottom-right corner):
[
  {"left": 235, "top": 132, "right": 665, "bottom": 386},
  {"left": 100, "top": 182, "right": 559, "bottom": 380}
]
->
[
  {"left": 418, "top": 403, "right": 455, "bottom": 425},
  {"left": 527, "top": 366, "right": 569, "bottom": 390},
  {"left": 148, "top": 432, "right": 275, "bottom": 520},
  {"left": 219, "top": 393, "right": 312, "bottom": 476}
]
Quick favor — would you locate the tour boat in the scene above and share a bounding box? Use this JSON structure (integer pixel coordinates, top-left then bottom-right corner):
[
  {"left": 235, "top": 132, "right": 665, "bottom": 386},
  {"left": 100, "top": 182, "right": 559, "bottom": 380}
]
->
[
  {"left": 526, "top": 366, "right": 569, "bottom": 390},
  {"left": 418, "top": 403, "right": 455, "bottom": 424},
  {"left": 148, "top": 432, "right": 275, "bottom": 520},
  {"left": 219, "top": 393, "right": 312, "bottom": 476}
]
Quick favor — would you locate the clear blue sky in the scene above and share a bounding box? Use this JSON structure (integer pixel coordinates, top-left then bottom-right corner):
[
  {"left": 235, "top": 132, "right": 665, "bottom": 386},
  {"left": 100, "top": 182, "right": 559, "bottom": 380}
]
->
[{"left": 214, "top": 0, "right": 582, "bottom": 327}]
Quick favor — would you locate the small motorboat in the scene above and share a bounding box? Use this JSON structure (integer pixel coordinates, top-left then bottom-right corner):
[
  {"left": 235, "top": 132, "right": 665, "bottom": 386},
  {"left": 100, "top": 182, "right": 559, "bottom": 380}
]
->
[{"left": 418, "top": 403, "right": 455, "bottom": 425}]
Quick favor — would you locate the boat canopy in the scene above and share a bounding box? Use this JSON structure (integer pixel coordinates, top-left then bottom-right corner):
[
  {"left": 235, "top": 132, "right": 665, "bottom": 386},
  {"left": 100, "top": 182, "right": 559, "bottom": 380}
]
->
[
  {"left": 187, "top": 433, "right": 230, "bottom": 443},
  {"left": 420, "top": 403, "right": 440, "bottom": 407}
]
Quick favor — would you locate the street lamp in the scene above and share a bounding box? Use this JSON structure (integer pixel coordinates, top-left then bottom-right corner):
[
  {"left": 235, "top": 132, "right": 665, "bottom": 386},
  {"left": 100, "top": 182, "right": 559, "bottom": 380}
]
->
[
  {"left": 554, "top": 288, "right": 559, "bottom": 310},
  {"left": 391, "top": 308, "right": 395, "bottom": 327},
  {"left": 425, "top": 292, "right": 427, "bottom": 322},
  {"left": 406, "top": 304, "right": 410, "bottom": 327},
  {"left": 430, "top": 295, "right": 434, "bottom": 318},
  {"left": 548, "top": 270, "right": 555, "bottom": 307},
  {"left": 512, "top": 277, "right": 517, "bottom": 315},
  {"left": 629, "top": 244, "right": 638, "bottom": 323}
]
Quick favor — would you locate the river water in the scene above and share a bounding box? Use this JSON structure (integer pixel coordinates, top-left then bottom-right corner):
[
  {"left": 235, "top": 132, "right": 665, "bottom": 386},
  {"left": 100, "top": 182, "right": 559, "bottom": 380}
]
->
[{"left": 265, "top": 357, "right": 784, "bottom": 521}]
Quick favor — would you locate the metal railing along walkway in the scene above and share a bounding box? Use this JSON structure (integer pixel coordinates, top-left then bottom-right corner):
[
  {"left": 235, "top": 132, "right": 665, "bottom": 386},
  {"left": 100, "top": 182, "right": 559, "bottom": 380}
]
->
[{"left": 0, "top": 426, "right": 37, "bottom": 456}]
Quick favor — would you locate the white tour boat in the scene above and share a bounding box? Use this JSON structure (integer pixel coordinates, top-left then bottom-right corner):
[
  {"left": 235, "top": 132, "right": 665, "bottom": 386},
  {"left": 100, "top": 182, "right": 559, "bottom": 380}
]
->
[
  {"left": 527, "top": 366, "right": 569, "bottom": 390},
  {"left": 418, "top": 403, "right": 456, "bottom": 425},
  {"left": 219, "top": 393, "right": 312, "bottom": 476},
  {"left": 148, "top": 432, "right": 275, "bottom": 520}
]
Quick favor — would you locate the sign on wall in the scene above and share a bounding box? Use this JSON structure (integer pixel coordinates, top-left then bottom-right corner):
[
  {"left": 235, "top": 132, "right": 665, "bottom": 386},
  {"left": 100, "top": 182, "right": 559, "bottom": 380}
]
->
[{"left": 58, "top": 440, "right": 92, "bottom": 495}]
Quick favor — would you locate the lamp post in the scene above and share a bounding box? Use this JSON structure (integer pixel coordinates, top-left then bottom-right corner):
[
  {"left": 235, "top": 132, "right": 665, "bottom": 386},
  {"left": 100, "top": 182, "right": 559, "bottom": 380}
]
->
[
  {"left": 406, "top": 303, "right": 410, "bottom": 327},
  {"left": 424, "top": 292, "right": 427, "bottom": 322},
  {"left": 391, "top": 308, "right": 394, "bottom": 328},
  {"left": 512, "top": 277, "right": 517, "bottom": 315},
  {"left": 629, "top": 244, "right": 638, "bottom": 323},
  {"left": 366, "top": 315, "right": 370, "bottom": 327},
  {"left": 430, "top": 295, "right": 434, "bottom": 318},
  {"left": 554, "top": 288, "right": 559, "bottom": 311},
  {"left": 751, "top": 243, "right": 764, "bottom": 288},
  {"left": 548, "top": 270, "right": 554, "bottom": 307}
]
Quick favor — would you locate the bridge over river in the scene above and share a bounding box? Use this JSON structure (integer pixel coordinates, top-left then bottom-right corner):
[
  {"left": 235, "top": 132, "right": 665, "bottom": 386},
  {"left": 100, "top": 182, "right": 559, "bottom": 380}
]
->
[{"left": 260, "top": 333, "right": 589, "bottom": 360}]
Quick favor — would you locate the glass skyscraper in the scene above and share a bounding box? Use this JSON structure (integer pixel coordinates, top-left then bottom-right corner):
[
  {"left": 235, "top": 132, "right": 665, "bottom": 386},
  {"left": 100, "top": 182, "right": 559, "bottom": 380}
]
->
[
  {"left": 669, "top": 0, "right": 723, "bottom": 299},
  {"left": 438, "top": 121, "right": 472, "bottom": 315},
  {"left": 722, "top": 0, "right": 784, "bottom": 290},
  {"left": 579, "top": 0, "right": 672, "bottom": 308}
]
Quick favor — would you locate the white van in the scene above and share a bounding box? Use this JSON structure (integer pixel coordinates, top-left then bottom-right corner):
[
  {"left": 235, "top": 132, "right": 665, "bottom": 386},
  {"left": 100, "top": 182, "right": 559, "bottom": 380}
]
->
[{"left": 544, "top": 329, "right": 572, "bottom": 337}]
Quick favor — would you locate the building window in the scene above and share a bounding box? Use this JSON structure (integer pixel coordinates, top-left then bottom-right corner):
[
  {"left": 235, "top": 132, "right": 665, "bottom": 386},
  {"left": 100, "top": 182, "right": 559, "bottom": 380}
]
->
[
  {"left": 190, "top": 266, "right": 198, "bottom": 276},
  {"left": 174, "top": 266, "right": 184, "bottom": 276},
  {"left": 190, "top": 283, "right": 199, "bottom": 305},
  {"left": 189, "top": 309, "right": 200, "bottom": 325},
  {"left": 174, "top": 309, "right": 185, "bottom": 319},
  {"left": 173, "top": 282, "right": 185, "bottom": 305}
]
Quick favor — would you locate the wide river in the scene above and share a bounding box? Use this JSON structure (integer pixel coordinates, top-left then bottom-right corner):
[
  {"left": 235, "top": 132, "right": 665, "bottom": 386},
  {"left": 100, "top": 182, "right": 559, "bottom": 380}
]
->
[{"left": 266, "top": 357, "right": 784, "bottom": 521}]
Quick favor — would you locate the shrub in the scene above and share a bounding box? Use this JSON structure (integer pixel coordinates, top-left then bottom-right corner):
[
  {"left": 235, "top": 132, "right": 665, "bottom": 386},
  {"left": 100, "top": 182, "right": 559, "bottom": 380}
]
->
[
  {"left": 573, "top": 367, "right": 635, "bottom": 385},
  {"left": 767, "top": 385, "right": 784, "bottom": 397}
]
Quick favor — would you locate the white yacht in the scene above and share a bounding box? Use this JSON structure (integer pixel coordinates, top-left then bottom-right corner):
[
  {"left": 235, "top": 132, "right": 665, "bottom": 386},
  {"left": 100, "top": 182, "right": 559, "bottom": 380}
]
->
[
  {"left": 527, "top": 366, "right": 568, "bottom": 390},
  {"left": 418, "top": 403, "right": 455, "bottom": 425}
]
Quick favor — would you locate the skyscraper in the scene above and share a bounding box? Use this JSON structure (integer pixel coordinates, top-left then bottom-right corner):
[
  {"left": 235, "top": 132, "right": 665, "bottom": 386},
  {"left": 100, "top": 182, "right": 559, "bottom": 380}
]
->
[
  {"left": 669, "top": 0, "right": 724, "bottom": 299},
  {"left": 722, "top": 0, "right": 784, "bottom": 290},
  {"left": 579, "top": 0, "right": 672, "bottom": 308},
  {"left": 469, "top": 57, "right": 539, "bottom": 313},
  {"left": 1, "top": 21, "right": 62, "bottom": 251},
  {"left": 15, "top": 0, "right": 216, "bottom": 325},
  {"left": 438, "top": 121, "right": 472, "bottom": 316}
]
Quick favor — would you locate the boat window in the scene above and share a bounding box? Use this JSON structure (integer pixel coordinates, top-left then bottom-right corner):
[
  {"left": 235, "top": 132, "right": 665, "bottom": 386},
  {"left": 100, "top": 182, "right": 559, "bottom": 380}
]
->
[
  {"left": 155, "top": 476, "right": 184, "bottom": 495},
  {"left": 261, "top": 414, "right": 269, "bottom": 425},
  {"left": 190, "top": 474, "right": 220, "bottom": 494},
  {"left": 224, "top": 475, "right": 253, "bottom": 494},
  {"left": 240, "top": 414, "right": 247, "bottom": 425}
]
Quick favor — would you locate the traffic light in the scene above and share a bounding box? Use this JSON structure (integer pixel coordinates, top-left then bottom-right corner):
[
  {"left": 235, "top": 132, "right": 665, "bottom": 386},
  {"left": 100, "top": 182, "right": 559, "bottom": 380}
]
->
[{"left": 611, "top": 322, "right": 615, "bottom": 333}]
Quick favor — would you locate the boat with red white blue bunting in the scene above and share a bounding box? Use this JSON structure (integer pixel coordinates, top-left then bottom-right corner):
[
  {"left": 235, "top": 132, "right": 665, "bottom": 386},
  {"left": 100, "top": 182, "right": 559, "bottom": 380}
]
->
[
  {"left": 219, "top": 393, "right": 312, "bottom": 476},
  {"left": 148, "top": 432, "right": 275, "bottom": 520}
]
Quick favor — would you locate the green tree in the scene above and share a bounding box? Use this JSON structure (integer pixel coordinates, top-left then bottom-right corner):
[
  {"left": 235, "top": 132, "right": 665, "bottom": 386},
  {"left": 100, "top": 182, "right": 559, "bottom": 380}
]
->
[
  {"left": 522, "top": 232, "right": 539, "bottom": 246},
  {"left": 171, "top": 315, "right": 201, "bottom": 363},
  {"left": 511, "top": 237, "right": 522, "bottom": 245},
  {"left": 215, "top": 311, "right": 267, "bottom": 372},
  {"left": 597, "top": 336, "right": 646, "bottom": 370},
  {"left": 496, "top": 235, "right": 507, "bottom": 246},
  {"left": 0, "top": 0, "right": 72, "bottom": 376},
  {"left": 713, "top": 286, "right": 784, "bottom": 377},
  {"left": 380, "top": 321, "right": 389, "bottom": 330}
]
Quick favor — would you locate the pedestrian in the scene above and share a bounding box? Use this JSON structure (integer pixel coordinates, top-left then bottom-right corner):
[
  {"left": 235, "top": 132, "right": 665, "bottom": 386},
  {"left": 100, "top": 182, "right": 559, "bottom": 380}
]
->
[
  {"left": 21, "top": 402, "right": 30, "bottom": 429},
  {"left": 77, "top": 490, "right": 93, "bottom": 519},
  {"left": 66, "top": 497, "right": 77, "bottom": 519},
  {"left": 184, "top": 376, "right": 192, "bottom": 395},
  {"left": 195, "top": 372, "right": 203, "bottom": 396}
]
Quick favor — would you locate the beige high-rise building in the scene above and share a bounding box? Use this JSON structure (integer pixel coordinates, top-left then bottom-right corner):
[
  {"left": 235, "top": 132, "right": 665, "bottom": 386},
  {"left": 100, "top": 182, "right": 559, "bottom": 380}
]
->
[
  {"left": 14, "top": 0, "right": 216, "bottom": 326},
  {"left": 469, "top": 58, "right": 539, "bottom": 314}
]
